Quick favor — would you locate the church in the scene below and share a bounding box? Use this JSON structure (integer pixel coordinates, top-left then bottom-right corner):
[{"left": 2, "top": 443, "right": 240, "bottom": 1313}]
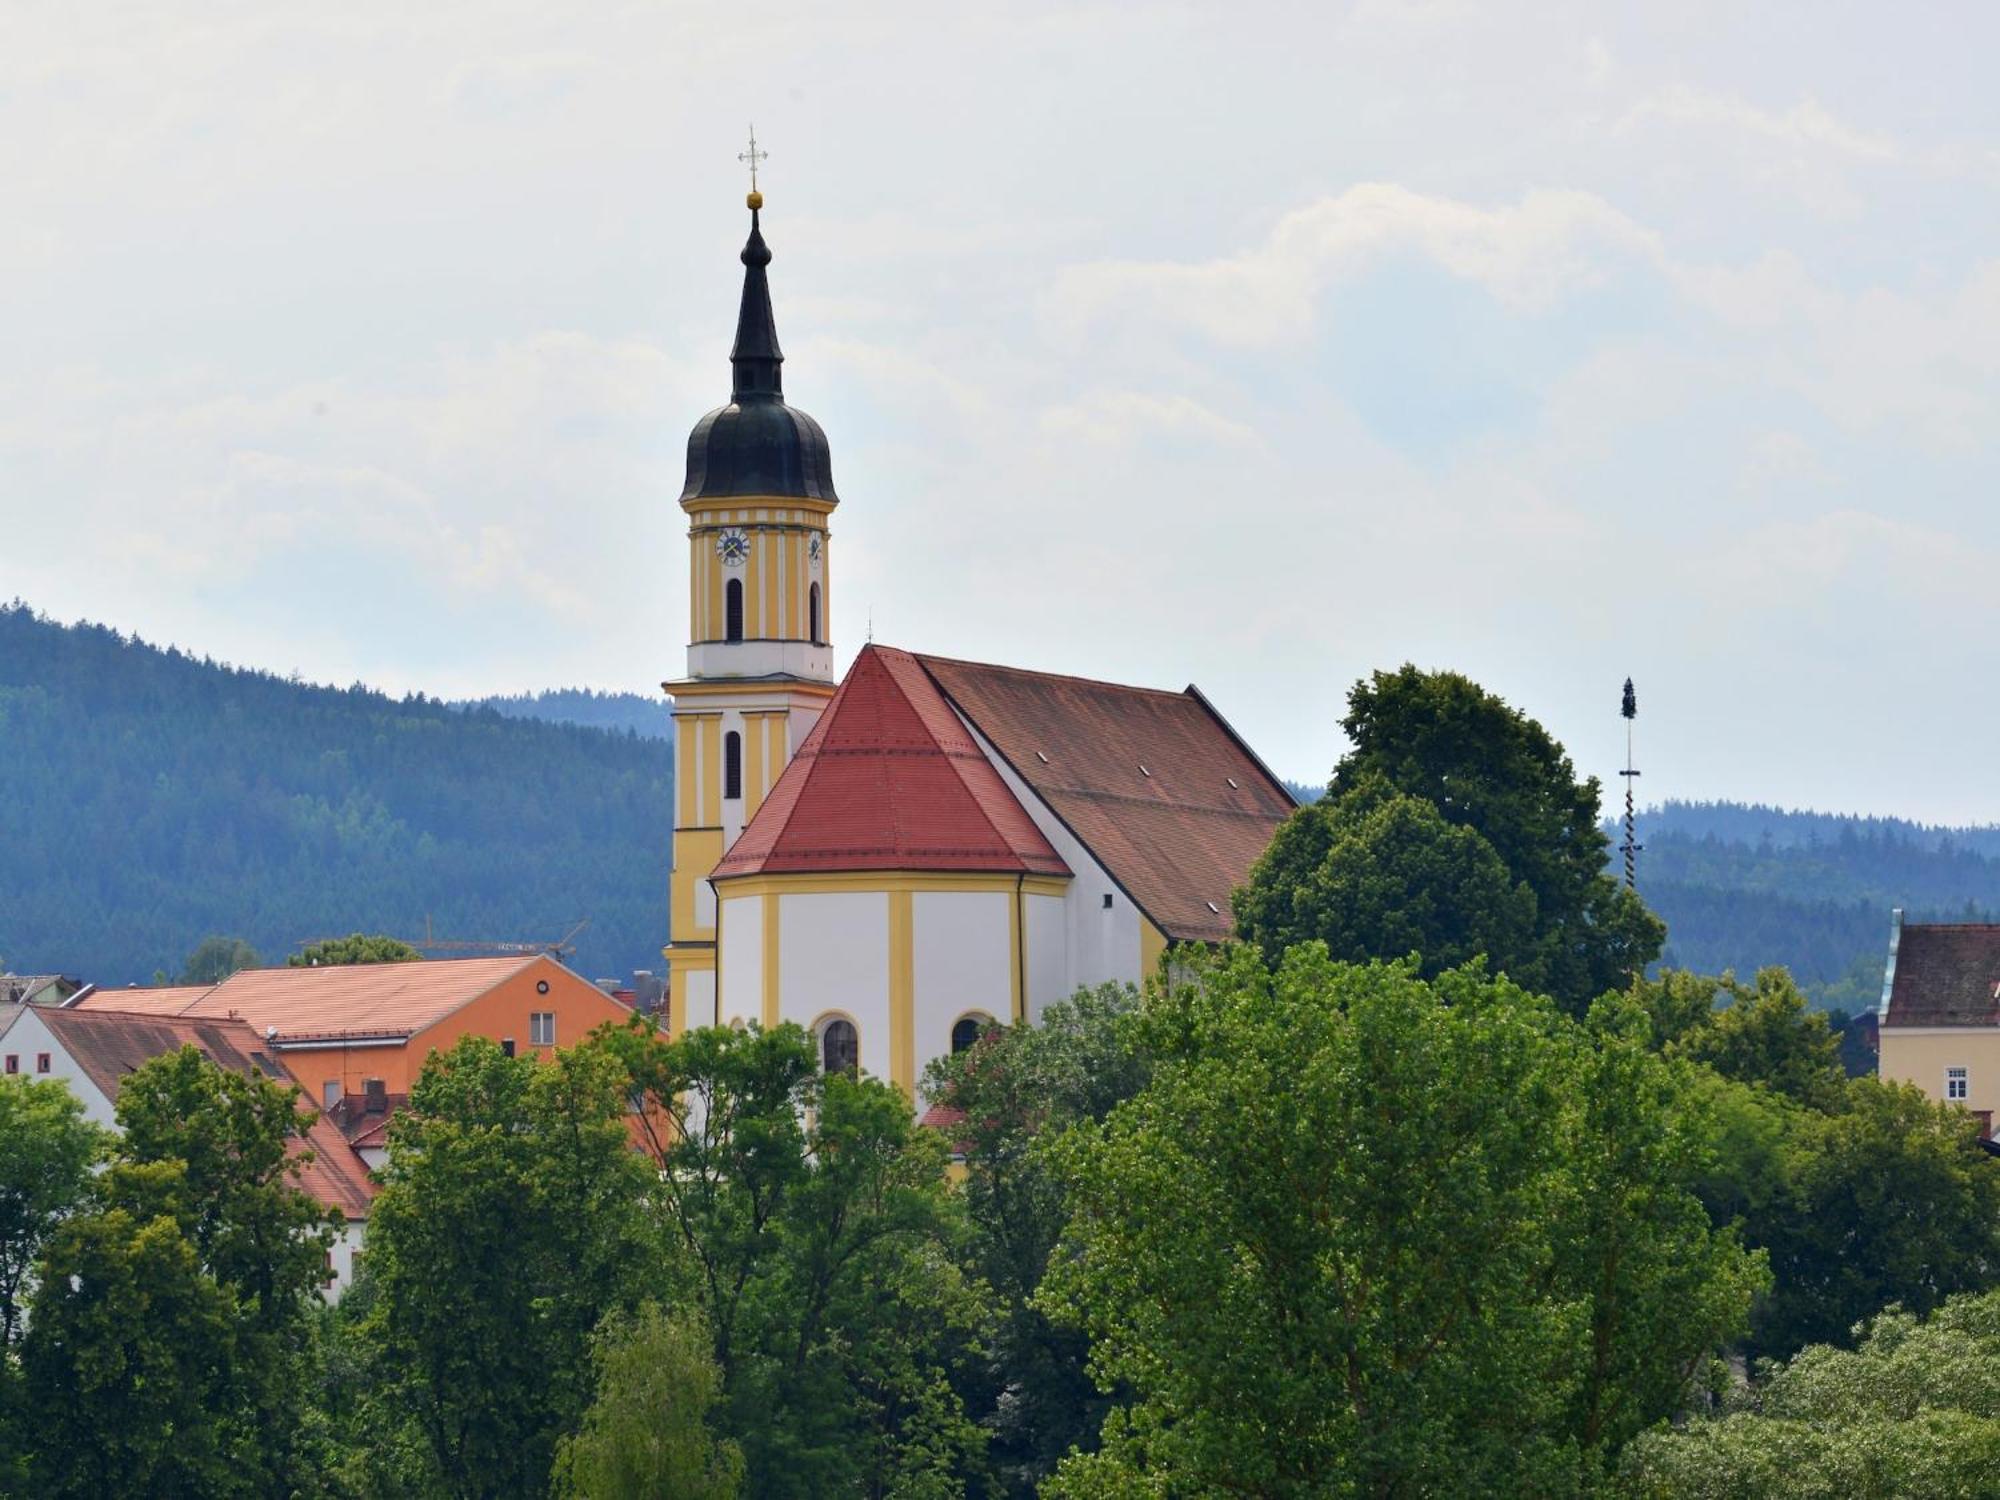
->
[{"left": 664, "top": 187, "right": 1294, "bottom": 1100}]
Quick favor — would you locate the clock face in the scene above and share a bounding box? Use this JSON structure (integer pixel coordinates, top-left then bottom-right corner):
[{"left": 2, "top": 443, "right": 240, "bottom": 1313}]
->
[
  {"left": 716, "top": 528, "right": 750, "bottom": 567},
  {"left": 808, "top": 534, "right": 822, "bottom": 567}
]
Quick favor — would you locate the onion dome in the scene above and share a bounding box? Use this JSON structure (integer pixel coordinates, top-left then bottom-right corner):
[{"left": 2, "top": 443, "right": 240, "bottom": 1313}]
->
[{"left": 680, "top": 196, "right": 839, "bottom": 504}]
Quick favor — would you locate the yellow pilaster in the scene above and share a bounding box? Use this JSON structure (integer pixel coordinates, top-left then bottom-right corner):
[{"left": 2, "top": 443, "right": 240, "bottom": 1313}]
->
[
  {"left": 762, "top": 893, "right": 781, "bottom": 1027},
  {"left": 888, "top": 890, "right": 914, "bottom": 1095},
  {"left": 743, "top": 712, "right": 768, "bottom": 815}
]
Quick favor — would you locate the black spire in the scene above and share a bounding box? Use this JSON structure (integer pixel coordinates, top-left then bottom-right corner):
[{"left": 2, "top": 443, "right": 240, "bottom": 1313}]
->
[
  {"left": 679, "top": 195, "right": 839, "bottom": 505},
  {"left": 730, "top": 207, "right": 783, "bottom": 400}
]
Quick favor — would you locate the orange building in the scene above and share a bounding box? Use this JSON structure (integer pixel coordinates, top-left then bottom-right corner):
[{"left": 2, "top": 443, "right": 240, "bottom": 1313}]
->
[{"left": 77, "top": 956, "right": 636, "bottom": 1153}]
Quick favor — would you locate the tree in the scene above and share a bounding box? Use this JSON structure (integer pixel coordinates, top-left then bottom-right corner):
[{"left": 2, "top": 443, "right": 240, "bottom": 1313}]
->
[
  {"left": 1748, "top": 1079, "right": 2000, "bottom": 1358},
  {"left": 108, "top": 1045, "right": 345, "bottom": 1492},
  {"left": 1234, "top": 777, "right": 1540, "bottom": 983},
  {"left": 290, "top": 933, "right": 423, "bottom": 967},
  {"left": 1668, "top": 968, "right": 1846, "bottom": 1110},
  {"left": 361, "top": 1035, "right": 665, "bottom": 1499},
  {"left": 919, "top": 984, "right": 1152, "bottom": 1496},
  {"left": 178, "top": 934, "right": 260, "bottom": 984},
  {"left": 20, "top": 1164, "right": 238, "bottom": 1498},
  {"left": 1618, "top": 1288, "right": 2000, "bottom": 1497},
  {"left": 0, "top": 1077, "right": 107, "bottom": 1349},
  {"left": 554, "top": 1303, "right": 743, "bottom": 1500},
  {"left": 1248, "top": 666, "right": 1664, "bottom": 1012},
  {"left": 606, "top": 1018, "right": 992, "bottom": 1499},
  {"left": 1039, "top": 946, "right": 1759, "bottom": 1496}
]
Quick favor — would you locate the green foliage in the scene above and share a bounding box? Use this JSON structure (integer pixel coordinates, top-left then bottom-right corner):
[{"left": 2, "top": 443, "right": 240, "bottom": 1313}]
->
[
  {"left": 180, "top": 934, "right": 260, "bottom": 984},
  {"left": 0, "top": 1077, "right": 107, "bottom": 1349},
  {"left": 920, "top": 984, "right": 1153, "bottom": 1494},
  {"left": 1649, "top": 968, "right": 1846, "bottom": 1110},
  {"left": 1749, "top": 1079, "right": 2000, "bottom": 1358},
  {"left": 1040, "top": 946, "right": 1760, "bottom": 1496},
  {"left": 0, "top": 603, "right": 670, "bottom": 985},
  {"left": 21, "top": 1171, "right": 239, "bottom": 1498},
  {"left": 554, "top": 1303, "right": 743, "bottom": 1500},
  {"left": 359, "top": 1036, "right": 666, "bottom": 1499},
  {"left": 291, "top": 933, "right": 424, "bottom": 967},
  {"left": 14, "top": 1047, "right": 345, "bottom": 1497},
  {"left": 1619, "top": 1288, "right": 2000, "bottom": 1498},
  {"left": 1244, "top": 666, "right": 1663, "bottom": 1013},
  {"left": 610, "top": 1018, "right": 992, "bottom": 1499},
  {"left": 1236, "top": 776, "right": 1540, "bottom": 981}
]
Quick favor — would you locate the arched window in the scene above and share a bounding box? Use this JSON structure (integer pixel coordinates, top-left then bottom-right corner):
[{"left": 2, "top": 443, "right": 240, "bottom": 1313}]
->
[
  {"left": 820, "top": 1018, "right": 859, "bottom": 1077},
  {"left": 808, "top": 582, "right": 821, "bottom": 645},
  {"left": 723, "top": 731, "right": 742, "bottom": 800},
  {"left": 951, "top": 1015, "right": 992, "bottom": 1055},
  {"left": 724, "top": 578, "right": 744, "bottom": 642}
]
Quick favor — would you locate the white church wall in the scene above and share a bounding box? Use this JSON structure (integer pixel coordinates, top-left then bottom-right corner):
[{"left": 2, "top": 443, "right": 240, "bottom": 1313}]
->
[
  {"left": 952, "top": 716, "right": 1144, "bottom": 1004},
  {"left": 684, "top": 966, "right": 719, "bottom": 1032},
  {"left": 780, "top": 891, "right": 891, "bottom": 1083},
  {"left": 718, "top": 894, "right": 763, "bottom": 1027},
  {"left": 912, "top": 890, "right": 1011, "bottom": 1094},
  {"left": 1025, "top": 893, "right": 1070, "bottom": 1020}
]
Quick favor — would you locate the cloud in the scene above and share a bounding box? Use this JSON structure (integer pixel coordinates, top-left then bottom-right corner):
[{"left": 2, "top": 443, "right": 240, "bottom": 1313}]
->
[{"left": 1043, "top": 184, "right": 1660, "bottom": 349}]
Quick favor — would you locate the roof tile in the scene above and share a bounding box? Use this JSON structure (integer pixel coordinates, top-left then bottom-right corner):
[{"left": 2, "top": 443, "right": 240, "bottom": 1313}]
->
[
  {"left": 916, "top": 655, "right": 1294, "bottom": 942},
  {"left": 715, "top": 645, "right": 1070, "bottom": 879}
]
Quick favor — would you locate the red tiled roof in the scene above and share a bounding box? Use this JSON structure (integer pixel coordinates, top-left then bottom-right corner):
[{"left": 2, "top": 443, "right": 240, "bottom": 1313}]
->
[
  {"left": 1885, "top": 924, "right": 2000, "bottom": 1028},
  {"left": 34, "top": 1009, "right": 377, "bottom": 1220},
  {"left": 82, "top": 955, "right": 595, "bottom": 1041},
  {"left": 715, "top": 645, "right": 1070, "bottom": 879},
  {"left": 73, "top": 984, "right": 216, "bottom": 1015},
  {"left": 916, "top": 655, "right": 1294, "bottom": 943}
]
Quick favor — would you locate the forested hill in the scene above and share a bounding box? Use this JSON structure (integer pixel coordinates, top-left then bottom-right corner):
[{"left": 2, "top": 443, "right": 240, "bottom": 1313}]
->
[
  {"left": 456, "top": 688, "right": 670, "bottom": 740},
  {"left": 1633, "top": 800, "right": 2000, "bottom": 1009},
  {"left": 0, "top": 605, "right": 671, "bottom": 986}
]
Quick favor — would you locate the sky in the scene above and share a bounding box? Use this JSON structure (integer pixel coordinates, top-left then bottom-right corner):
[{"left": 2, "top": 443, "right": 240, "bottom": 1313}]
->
[{"left": 4, "top": 2, "right": 1998, "bottom": 822}]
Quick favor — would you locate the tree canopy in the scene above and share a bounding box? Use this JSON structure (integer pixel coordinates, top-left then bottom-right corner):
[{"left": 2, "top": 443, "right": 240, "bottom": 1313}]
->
[
  {"left": 1239, "top": 666, "right": 1664, "bottom": 1012},
  {"left": 290, "top": 933, "right": 424, "bottom": 967},
  {"left": 1040, "top": 946, "right": 1762, "bottom": 1496}
]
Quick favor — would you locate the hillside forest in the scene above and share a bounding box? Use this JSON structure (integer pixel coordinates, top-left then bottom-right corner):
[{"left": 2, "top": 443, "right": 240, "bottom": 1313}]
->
[{"left": 2, "top": 602, "right": 1996, "bottom": 998}]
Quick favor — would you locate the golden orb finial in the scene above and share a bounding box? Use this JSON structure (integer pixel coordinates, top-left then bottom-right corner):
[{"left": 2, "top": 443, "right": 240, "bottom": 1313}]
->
[{"left": 747, "top": 189, "right": 764, "bottom": 210}]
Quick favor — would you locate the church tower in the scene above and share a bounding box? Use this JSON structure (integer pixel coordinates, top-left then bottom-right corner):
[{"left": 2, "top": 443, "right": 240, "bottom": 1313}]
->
[{"left": 664, "top": 186, "right": 839, "bottom": 1035}]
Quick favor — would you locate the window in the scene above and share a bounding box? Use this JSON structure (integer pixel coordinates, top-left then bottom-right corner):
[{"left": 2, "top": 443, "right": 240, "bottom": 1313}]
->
[
  {"left": 809, "top": 582, "right": 821, "bottom": 644},
  {"left": 951, "top": 1016, "right": 991, "bottom": 1055},
  {"left": 531, "top": 1012, "right": 556, "bottom": 1047},
  {"left": 502, "top": 1038, "right": 516, "bottom": 1058},
  {"left": 821, "top": 1018, "right": 859, "bottom": 1077},
  {"left": 724, "top": 731, "right": 742, "bottom": 800},
  {"left": 35, "top": 1054, "right": 50, "bottom": 1075},
  {"left": 3, "top": 1056, "right": 15, "bottom": 1075},
  {"left": 323, "top": 1080, "right": 341, "bottom": 1112},
  {"left": 1947, "top": 1066, "right": 1970, "bottom": 1101},
  {"left": 725, "top": 578, "right": 744, "bottom": 642}
]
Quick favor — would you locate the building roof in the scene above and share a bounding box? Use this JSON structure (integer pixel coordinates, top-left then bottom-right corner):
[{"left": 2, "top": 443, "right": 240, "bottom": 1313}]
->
[
  {"left": 917, "top": 655, "right": 1295, "bottom": 943},
  {"left": 32, "top": 1008, "right": 376, "bottom": 1220},
  {"left": 1884, "top": 922, "right": 2000, "bottom": 1027},
  {"left": 79, "top": 984, "right": 218, "bottom": 1015},
  {"left": 78, "top": 955, "right": 584, "bottom": 1042},
  {"left": 715, "top": 645, "right": 1071, "bottom": 879}
]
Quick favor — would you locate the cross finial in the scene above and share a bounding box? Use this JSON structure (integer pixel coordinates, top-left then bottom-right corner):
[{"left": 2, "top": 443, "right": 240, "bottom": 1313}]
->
[{"left": 738, "top": 126, "right": 768, "bottom": 202}]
